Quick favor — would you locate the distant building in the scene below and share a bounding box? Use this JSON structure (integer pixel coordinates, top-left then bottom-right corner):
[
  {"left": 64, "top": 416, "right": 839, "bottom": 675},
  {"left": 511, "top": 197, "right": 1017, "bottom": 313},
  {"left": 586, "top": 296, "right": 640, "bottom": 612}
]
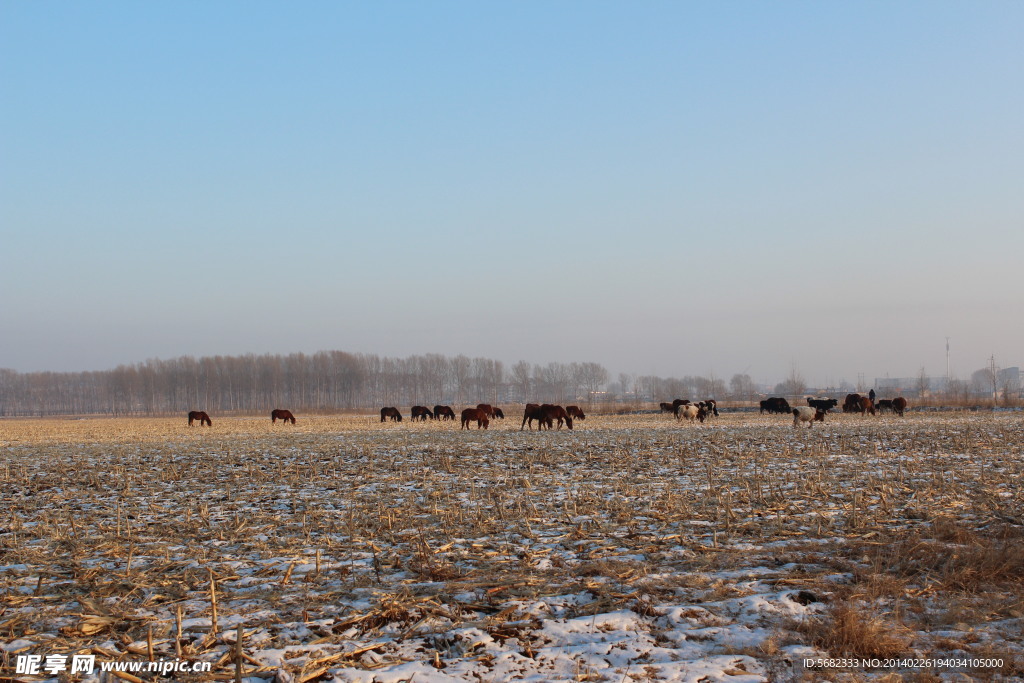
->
[
  {"left": 998, "top": 367, "right": 1021, "bottom": 396},
  {"left": 873, "top": 376, "right": 948, "bottom": 398},
  {"left": 875, "top": 367, "right": 1020, "bottom": 399}
]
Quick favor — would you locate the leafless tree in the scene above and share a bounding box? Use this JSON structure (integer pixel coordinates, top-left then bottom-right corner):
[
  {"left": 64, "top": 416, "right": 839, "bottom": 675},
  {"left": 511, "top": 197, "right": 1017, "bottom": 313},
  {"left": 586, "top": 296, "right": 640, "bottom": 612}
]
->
[
  {"left": 914, "top": 367, "right": 930, "bottom": 399},
  {"left": 729, "top": 373, "right": 755, "bottom": 401}
]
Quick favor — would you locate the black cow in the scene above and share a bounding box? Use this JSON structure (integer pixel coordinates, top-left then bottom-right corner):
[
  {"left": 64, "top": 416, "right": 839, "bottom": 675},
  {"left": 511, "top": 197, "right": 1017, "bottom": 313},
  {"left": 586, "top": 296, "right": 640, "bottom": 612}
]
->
[
  {"left": 759, "top": 397, "right": 791, "bottom": 415},
  {"left": 806, "top": 397, "right": 838, "bottom": 413}
]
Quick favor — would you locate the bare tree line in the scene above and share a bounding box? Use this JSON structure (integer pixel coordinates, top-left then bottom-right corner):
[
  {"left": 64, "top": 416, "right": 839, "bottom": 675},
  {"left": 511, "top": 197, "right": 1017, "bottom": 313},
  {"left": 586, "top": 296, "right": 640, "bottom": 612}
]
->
[{"left": 0, "top": 353, "right": 613, "bottom": 417}]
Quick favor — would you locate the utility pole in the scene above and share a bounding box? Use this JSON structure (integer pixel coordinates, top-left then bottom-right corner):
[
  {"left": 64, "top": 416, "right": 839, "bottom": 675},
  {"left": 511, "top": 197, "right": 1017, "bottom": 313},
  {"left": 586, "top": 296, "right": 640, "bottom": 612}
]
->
[
  {"left": 990, "top": 354, "right": 998, "bottom": 405},
  {"left": 945, "top": 337, "right": 950, "bottom": 385}
]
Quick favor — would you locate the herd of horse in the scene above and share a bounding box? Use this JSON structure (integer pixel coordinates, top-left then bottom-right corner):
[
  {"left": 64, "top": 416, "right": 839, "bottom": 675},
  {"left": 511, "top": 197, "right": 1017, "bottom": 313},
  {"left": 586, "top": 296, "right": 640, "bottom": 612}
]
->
[
  {"left": 185, "top": 403, "right": 588, "bottom": 430},
  {"left": 378, "top": 403, "right": 585, "bottom": 430},
  {"left": 186, "top": 394, "right": 909, "bottom": 429}
]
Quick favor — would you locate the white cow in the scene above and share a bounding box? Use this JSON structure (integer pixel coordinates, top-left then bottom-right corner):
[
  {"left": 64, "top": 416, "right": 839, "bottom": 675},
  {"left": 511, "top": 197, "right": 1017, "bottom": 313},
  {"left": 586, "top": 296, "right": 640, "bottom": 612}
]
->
[
  {"left": 677, "top": 403, "right": 704, "bottom": 423},
  {"left": 792, "top": 406, "right": 825, "bottom": 428}
]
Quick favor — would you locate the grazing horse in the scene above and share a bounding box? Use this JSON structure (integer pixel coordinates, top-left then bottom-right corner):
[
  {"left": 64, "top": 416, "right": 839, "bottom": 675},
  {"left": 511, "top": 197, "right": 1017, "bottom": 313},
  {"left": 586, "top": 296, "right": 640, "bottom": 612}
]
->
[
  {"left": 659, "top": 402, "right": 675, "bottom": 414},
  {"left": 541, "top": 404, "right": 574, "bottom": 430},
  {"left": 380, "top": 407, "right": 403, "bottom": 422},
  {"left": 876, "top": 399, "right": 894, "bottom": 414},
  {"left": 520, "top": 403, "right": 572, "bottom": 430},
  {"left": 188, "top": 411, "right": 212, "bottom": 427},
  {"left": 433, "top": 405, "right": 456, "bottom": 421},
  {"left": 892, "top": 397, "right": 908, "bottom": 417},
  {"left": 271, "top": 409, "right": 296, "bottom": 424},
  {"left": 461, "top": 407, "right": 490, "bottom": 430},
  {"left": 566, "top": 405, "right": 586, "bottom": 421},
  {"left": 521, "top": 403, "right": 549, "bottom": 430},
  {"left": 410, "top": 405, "right": 433, "bottom": 421},
  {"left": 476, "top": 404, "right": 502, "bottom": 419}
]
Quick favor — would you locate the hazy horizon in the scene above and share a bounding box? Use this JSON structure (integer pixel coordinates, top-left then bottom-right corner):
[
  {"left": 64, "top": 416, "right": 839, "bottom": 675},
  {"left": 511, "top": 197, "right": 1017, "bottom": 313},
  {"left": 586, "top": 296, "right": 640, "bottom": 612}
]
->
[{"left": 3, "top": 3, "right": 1022, "bottom": 387}]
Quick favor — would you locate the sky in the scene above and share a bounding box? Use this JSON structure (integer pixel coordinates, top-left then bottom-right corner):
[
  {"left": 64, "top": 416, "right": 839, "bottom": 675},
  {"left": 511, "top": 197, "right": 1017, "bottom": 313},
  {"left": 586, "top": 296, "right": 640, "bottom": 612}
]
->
[{"left": 2, "top": 1, "right": 1022, "bottom": 387}]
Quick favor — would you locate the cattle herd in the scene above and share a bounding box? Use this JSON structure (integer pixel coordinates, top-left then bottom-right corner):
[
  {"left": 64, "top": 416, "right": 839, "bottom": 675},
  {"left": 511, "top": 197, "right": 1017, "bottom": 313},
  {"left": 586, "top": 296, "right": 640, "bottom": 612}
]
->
[
  {"left": 185, "top": 394, "right": 908, "bottom": 430},
  {"left": 759, "top": 393, "right": 909, "bottom": 429}
]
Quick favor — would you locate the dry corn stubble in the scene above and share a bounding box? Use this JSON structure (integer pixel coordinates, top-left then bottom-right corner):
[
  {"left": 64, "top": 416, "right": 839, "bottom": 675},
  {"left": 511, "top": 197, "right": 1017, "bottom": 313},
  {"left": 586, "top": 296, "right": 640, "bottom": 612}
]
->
[{"left": 1, "top": 410, "right": 1022, "bottom": 680}]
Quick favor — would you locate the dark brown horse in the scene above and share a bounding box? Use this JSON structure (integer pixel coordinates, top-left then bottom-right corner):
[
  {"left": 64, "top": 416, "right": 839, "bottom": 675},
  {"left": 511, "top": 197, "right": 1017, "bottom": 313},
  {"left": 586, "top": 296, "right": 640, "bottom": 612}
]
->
[
  {"left": 380, "top": 407, "right": 402, "bottom": 422},
  {"left": 271, "top": 409, "right": 296, "bottom": 424},
  {"left": 461, "top": 407, "right": 490, "bottom": 430},
  {"left": 433, "top": 405, "right": 456, "bottom": 421},
  {"left": 521, "top": 403, "right": 573, "bottom": 430},
  {"left": 566, "top": 405, "right": 586, "bottom": 421},
  {"left": 410, "top": 405, "right": 433, "bottom": 421},
  {"left": 476, "top": 403, "right": 505, "bottom": 419},
  {"left": 543, "top": 404, "right": 574, "bottom": 430},
  {"left": 521, "top": 403, "right": 548, "bottom": 430},
  {"left": 188, "top": 410, "right": 212, "bottom": 427},
  {"left": 659, "top": 402, "right": 675, "bottom": 413}
]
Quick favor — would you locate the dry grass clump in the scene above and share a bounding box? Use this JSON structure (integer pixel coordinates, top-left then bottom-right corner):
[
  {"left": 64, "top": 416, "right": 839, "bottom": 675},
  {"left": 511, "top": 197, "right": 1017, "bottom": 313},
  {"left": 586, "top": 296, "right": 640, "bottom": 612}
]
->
[
  {"left": 863, "top": 519, "right": 1024, "bottom": 593},
  {"left": 797, "top": 600, "right": 911, "bottom": 659}
]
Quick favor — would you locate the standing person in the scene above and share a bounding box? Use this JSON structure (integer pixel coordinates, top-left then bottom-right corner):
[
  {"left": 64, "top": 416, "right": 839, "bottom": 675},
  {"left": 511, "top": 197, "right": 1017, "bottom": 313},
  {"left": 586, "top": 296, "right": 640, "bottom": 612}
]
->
[{"left": 868, "top": 388, "right": 876, "bottom": 403}]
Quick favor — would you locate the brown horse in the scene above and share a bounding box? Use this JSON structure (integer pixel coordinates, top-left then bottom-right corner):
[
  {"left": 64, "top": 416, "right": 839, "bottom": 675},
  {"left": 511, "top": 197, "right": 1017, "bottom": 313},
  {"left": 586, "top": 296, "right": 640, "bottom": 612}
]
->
[
  {"left": 433, "top": 405, "right": 456, "bottom": 421},
  {"left": 410, "top": 405, "right": 433, "bottom": 421},
  {"left": 521, "top": 403, "right": 548, "bottom": 430},
  {"left": 522, "top": 403, "right": 573, "bottom": 430},
  {"left": 380, "top": 407, "right": 402, "bottom": 422},
  {"left": 188, "top": 411, "right": 212, "bottom": 427},
  {"left": 461, "top": 407, "right": 490, "bottom": 430},
  {"left": 476, "top": 404, "right": 505, "bottom": 419},
  {"left": 543, "top": 404, "right": 574, "bottom": 430},
  {"left": 271, "top": 409, "right": 296, "bottom": 424}
]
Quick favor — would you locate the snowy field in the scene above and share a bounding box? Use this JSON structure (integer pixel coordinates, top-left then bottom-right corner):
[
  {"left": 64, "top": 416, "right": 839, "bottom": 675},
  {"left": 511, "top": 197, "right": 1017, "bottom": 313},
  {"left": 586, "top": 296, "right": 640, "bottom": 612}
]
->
[{"left": 1, "top": 411, "right": 1022, "bottom": 682}]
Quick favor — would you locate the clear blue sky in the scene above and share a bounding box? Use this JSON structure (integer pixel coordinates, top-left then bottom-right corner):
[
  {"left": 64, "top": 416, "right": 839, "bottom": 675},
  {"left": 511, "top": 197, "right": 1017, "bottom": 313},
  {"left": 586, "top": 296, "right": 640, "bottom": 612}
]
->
[{"left": 2, "top": 1, "right": 1022, "bottom": 386}]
